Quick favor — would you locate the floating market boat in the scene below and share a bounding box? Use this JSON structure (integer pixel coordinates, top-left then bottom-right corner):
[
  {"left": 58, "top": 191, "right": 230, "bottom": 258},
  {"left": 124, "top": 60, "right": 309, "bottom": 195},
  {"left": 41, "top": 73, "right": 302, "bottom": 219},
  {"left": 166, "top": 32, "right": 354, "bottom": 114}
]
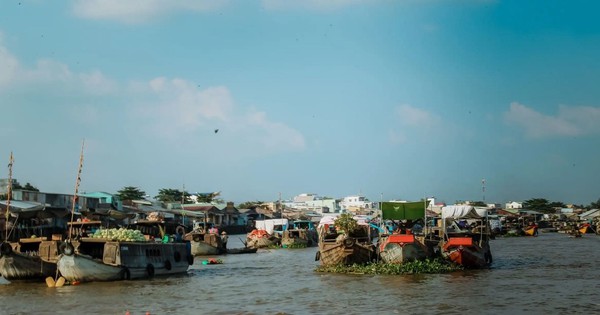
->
[
  {"left": 56, "top": 235, "right": 193, "bottom": 283},
  {"left": 440, "top": 205, "right": 492, "bottom": 269},
  {"left": 281, "top": 220, "right": 318, "bottom": 248},
  {"left": 185, "top": 229, "right": 226, "bottom": 256},
  {"left": 246, "top": 219, "right": 287, "bottom": 249},
  {"left": 523, "top": 224, "right": 539, "bottom": 236},
  {"left": 316, "top": 215, "right": 375, "bottom": 266},
  {"left": 0, "top": 239, "right": 60, "bottom": 281},
  {"left": 377, "top": 200, "right": 432, "bottom": 264},
  {"left": 377, "top": 234, "right": 429, "bottom": 264}
]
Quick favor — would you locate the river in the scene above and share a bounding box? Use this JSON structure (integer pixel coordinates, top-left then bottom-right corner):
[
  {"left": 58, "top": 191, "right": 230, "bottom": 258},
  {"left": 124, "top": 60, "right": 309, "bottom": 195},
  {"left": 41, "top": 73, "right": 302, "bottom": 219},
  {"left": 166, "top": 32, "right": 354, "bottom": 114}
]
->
[{"left": 1, "top": 233, "right": 599, "bottom": 314}]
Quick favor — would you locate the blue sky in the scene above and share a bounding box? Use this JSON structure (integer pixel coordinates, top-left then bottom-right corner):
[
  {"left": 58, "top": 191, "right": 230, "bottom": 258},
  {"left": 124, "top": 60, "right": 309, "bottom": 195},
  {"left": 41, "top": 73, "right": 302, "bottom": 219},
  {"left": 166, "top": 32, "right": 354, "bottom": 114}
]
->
[{"left": 1, "top": 0, "right": 599, "bottom": 206}]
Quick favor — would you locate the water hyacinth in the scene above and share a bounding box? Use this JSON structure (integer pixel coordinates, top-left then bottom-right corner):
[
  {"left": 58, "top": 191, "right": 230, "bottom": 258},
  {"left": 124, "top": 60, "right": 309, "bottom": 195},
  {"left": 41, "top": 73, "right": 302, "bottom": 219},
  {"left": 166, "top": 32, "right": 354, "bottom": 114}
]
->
[{"left": 315, "top": 259, "right": 463, "bottom": 275}]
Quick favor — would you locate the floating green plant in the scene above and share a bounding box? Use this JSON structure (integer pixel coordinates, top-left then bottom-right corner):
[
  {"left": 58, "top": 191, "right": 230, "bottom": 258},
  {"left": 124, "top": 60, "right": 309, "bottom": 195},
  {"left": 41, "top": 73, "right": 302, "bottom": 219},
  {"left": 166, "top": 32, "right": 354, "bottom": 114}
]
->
[{"left": 315, "top": 259, "right": 463, "bottom": 275}]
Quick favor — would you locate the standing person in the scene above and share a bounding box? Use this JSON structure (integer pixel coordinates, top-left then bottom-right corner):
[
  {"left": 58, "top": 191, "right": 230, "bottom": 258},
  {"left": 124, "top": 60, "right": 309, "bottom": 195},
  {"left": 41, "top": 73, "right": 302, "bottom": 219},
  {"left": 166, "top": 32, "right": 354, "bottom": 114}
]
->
[{"left": 221, "top": 231, "right": 228, "bottom": 248}]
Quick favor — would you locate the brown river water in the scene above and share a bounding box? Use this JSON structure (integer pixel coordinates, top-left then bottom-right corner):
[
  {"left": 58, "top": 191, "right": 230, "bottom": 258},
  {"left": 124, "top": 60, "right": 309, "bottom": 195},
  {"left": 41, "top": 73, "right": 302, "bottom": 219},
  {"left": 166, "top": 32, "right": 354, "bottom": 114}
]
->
[{"left": 1, "top": 233, "right": 599, "bottom": 315}]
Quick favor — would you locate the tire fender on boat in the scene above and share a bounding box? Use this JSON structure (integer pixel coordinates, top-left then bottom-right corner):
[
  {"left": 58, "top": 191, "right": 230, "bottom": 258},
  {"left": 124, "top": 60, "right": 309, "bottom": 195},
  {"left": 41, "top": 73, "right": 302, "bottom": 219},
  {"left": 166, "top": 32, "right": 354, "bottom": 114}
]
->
[
  {"left": 164, "top": 260, "right": 172, "bottom": 271},
  {"left": 0, "top": 242, "right": 12, "bottom": 257},
  {"left": 192, "top": 235, "right": 201, "bottom": 242},
  {"left": 122, "top": 267, "right": 131, "bottom": 280},
  {"left": 59, "top": 241, "right": 74, "bottom": 256},
  {"left": 343, "top": 238, "right": 355, "bottom": 248},
  {"left": 315, "top": 251, "right": 321, "bottom": 261},
  {"left": 146, "top": 264, "right": 155, "bottom": 278}
]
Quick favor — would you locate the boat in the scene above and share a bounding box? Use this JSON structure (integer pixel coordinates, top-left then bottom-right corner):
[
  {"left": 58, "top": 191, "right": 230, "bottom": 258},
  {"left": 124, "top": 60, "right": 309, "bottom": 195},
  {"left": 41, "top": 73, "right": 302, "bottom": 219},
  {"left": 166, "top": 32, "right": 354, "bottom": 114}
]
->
[
  {"left": 440, "top": 205, "right": 492, "bottom": 269},
  {"left": 523, "top": 224, "right": 539, "bottom": 236},
  {"left": 0, "top": 153, "right": 63, "bottom": 281},
  {"left": 55, "top": 143, "right": 193, "bottom": 283},
  {"left": 0, "top": 238, "right": 61, "bottom": 281},
  {"left": 246, "top": 219, "right": 287, "bottom": 249},
  {"left": 185, "top": 228, "right": 226, "bottom": 256},
  {"left": 56, "top": 236, "right": 193, "bottom": 282},
  {"left": 377, "top": 201, "right": 432, "bottom": 264},
  {"left": 281, "top": 220, "right": 318, "bottom": 248},
  {"left": 226, "top": 247, "right": 258, "bottom": 254},
  {"left": 315, "top": 215, "right": 375, "bottom": 266}
]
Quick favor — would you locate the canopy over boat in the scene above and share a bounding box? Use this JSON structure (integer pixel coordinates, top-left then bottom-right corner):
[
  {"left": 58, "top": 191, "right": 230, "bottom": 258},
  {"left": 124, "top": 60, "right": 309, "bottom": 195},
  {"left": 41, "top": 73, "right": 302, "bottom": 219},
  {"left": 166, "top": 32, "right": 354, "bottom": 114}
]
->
[
  {"left": 441, "top": 205, "right": 488, "bottom": 220},
  {"left": 255, "top": 219, "right": 289, "bottom": 234},
  {"left": 380, "top": 201, "right": 429, "bottom": 220}
]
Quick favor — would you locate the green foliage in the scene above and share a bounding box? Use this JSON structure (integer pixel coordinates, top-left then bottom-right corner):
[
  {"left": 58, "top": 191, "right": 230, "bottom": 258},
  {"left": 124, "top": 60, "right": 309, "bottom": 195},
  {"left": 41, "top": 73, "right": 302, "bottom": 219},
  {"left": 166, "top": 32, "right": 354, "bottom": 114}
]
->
[
  {"left": 522, "top": 198, "right": 555, "bottom": 213},
  {"left": 22, "top": 182, "right": 39, "bottom": 191},
  {"left": 470, "top": 201, "right": 487, "bottom": 207},
  {"left": 155, "top": 188, "right": 191, "bottom": 203},
  {"left": 116, "top": 186, "right": 146, "bottom": 201},
  {"left": 238, "top": 201, "right": 264, "bottom": 209},
  {"left": 334, "top": 213, "right": 358, "bottom": 235},
  {"left": 590, "top": 198, "right": 600, "bottom": 209},
  {"left": 315, "top": 259, "right": 463, "bottom": 275}
]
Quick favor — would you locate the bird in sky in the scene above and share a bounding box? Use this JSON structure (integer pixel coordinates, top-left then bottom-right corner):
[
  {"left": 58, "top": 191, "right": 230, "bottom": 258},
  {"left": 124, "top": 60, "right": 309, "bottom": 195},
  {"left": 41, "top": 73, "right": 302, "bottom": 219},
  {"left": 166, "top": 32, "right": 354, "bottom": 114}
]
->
[{"left": 214, "top": 129, "right": 219, "bottom": 134}]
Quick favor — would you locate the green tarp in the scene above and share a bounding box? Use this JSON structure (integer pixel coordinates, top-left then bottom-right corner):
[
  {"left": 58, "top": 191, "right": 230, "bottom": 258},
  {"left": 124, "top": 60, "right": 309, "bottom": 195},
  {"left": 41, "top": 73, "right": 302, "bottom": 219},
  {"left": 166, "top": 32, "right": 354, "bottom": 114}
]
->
[{"left": 380, "top": 201, "right": 428, "bottom": 220}]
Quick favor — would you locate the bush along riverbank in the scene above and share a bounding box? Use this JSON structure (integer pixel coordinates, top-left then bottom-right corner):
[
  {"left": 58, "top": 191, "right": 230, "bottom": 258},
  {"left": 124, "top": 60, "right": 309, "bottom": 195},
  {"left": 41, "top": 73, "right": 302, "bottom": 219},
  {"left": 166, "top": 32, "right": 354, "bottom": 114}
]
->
[{"left": 315, "top": 258, "right": 464, "bottom": 275}]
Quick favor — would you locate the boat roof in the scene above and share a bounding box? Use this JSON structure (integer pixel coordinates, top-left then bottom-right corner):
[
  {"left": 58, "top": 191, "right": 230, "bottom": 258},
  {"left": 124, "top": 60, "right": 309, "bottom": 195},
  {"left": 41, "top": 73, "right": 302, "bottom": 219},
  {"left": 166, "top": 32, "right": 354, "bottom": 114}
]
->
[
  {"left": 0, "top": 200, "right": 45, "bottom": 212},
  {"left": 441, "top": 205, "right": 488, "bottom": 219}
]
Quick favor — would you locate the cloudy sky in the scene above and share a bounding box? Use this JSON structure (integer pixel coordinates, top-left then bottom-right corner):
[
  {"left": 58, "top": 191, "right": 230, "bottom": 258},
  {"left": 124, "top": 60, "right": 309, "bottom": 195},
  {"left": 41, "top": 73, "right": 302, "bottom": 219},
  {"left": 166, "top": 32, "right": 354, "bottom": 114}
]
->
[{"left": 1, "top": 0, "right": 599, "bottom": 206}]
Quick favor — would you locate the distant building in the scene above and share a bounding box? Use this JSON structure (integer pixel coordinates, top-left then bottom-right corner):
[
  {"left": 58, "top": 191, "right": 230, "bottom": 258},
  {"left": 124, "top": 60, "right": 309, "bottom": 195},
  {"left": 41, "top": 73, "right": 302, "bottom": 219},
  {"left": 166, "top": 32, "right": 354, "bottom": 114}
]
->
[
  {"left": 505, "top": 201, "right": 523, "bottom": 209},
  {"left": 340, "top": 195, "right": 375, "bottom": 214}
]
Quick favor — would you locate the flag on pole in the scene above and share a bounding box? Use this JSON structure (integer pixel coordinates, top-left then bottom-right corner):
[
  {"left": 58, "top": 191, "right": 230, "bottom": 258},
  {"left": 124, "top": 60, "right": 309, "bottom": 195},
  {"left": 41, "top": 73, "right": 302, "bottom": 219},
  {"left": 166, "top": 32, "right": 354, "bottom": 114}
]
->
[{"left": 380, "top": 201, "right": 429, "bottom": 220}]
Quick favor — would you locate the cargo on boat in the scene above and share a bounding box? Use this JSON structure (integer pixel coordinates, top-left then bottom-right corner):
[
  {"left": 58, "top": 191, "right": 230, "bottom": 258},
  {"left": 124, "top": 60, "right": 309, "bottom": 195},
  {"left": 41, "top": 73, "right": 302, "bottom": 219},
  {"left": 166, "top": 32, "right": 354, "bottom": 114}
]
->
[{"left": 316, "top": 215, "right": 375, "bottom": 266}]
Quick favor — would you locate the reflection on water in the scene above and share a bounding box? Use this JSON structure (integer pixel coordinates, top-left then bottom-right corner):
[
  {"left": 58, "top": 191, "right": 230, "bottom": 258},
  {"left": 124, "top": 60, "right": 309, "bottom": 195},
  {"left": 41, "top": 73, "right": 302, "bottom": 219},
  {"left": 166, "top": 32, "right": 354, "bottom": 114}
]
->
[{"left": 1, "top": 233, "right": 599, "bottom": 314}]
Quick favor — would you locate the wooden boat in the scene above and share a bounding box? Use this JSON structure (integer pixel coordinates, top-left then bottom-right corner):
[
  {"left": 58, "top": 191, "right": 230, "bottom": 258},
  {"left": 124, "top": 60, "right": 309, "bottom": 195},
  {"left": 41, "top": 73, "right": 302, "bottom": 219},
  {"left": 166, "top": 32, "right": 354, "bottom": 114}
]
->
[
  {"left": 440, "top": 205, "right": 492, "bottom": 269},
  {"left": 377, "top": 200, "right": 433, "bottom": 263},
  {"left": 226, "top": 247, "right": 258, "bottom": 254},
  {"left": 246, "top": 219, "right": 287, "bottom": 249},
  {"left": 0, "top": 239, "right": 60, "bottom": 281},
  {"left": 523, "top": 224, "right": 538, "bottom": 236},
  {"left": 56, "top": 237, "right": 193, "bottom": 283},
  {"left": 246, "top": 229, "right": 278, "bottom": 249},
  {"left": 185, "top": 231, "right": 226, "bottom": 256},
  {"left": 316, "top": 216, "right": 375, "bottom": 266},
  {"left": 281, "top": 220, "right": 318, "bottom": 248},
  {"left": 377, "top": 234, "right": 429, "bottom": 264}
]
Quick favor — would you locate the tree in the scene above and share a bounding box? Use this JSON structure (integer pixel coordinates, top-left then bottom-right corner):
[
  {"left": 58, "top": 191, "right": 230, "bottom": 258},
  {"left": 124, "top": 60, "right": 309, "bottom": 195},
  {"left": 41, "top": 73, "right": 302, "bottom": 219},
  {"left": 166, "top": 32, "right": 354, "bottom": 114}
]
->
[
  {"left": 522, "top": 198, "right": 557, "bottom": 213},
  {"left": 470, "top": 201, "right": 487, "bottom": 207},
  {"left": 116, "top": 186, "right": 146, "bottom": 201},
  {"left": 21, "top": 182, "right": 39, "bottom": 191},
  {"left": 589, "top": 198, "right": 600, "bottom": 209},
  {"left": 155, "top": 188, "right": 191, "bottom": 203},
  {"left": 238, "top": 201, "right": 264, "bottom": 209},
  {"left": 195, "top": 191, "right": 222, "bottom": 203}
]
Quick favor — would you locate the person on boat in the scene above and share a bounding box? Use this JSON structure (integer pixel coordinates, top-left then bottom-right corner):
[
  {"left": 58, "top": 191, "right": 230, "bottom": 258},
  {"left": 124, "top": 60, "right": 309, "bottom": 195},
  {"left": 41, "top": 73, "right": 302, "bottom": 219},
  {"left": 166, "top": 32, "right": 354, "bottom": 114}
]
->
[
  {"left": 221, "top": 231, "right": 228, "bottom": 248},
  {"left": 209, "top": 226, "right": 218, "bottom": 234}
]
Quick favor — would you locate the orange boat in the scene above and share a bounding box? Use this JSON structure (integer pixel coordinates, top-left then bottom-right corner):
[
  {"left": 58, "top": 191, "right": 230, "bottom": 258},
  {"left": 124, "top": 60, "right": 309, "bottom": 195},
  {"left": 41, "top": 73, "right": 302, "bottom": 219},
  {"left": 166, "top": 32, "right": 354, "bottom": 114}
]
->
[
  {"left": 523, "top": 224, "right": 538, "bottom": 236},
  {"left": 441, "top": 205, "right": 492, "bottom": 269}
]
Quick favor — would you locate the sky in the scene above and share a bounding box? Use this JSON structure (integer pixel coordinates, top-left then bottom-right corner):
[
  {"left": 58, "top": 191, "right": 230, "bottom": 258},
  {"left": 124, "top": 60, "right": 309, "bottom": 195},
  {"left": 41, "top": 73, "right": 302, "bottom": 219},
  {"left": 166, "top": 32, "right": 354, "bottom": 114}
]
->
[{"left": 1, "top": 0, "right": 599, "bottom": 206}]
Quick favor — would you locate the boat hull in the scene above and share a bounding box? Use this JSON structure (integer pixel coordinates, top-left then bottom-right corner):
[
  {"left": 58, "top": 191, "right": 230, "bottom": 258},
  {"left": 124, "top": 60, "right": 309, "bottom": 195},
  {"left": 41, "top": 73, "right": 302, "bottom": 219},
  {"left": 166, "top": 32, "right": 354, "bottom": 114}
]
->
[
  {"left": 282, "top": 229, "right": 317, "bottom": 248},
  {"left": 378, "top": 235, "right": 429, "bottom": 264},
  {"left": 57, "top": 240, "right": 192, "bottom": 283},
  {"left": 318, "top": 237, "right": 374, "bottom": 266},
  {"left": 0, "top": 251, "right": 57, "bottom": 281},
  {"left": 442, "top": 238, "right": 491, "bottom": 269}
]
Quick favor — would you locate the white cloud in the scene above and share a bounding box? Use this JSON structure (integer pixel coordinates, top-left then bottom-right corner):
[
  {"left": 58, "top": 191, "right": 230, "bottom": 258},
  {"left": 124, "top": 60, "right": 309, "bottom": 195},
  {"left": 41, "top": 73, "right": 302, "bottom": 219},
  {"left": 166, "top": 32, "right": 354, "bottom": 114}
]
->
[
  {"left": 504, "top": 102, "right": 600, "bottom": 139},
  {"left": 71, "top": 0, "right": 229, "bottom": 24},
  {"left": 261, "top": 0, "right": 376, "bottom": 11},
  {"left": 0, "top": 32, "right": 20, "bottom": 87},
  {"left": 136, "top": 77, "right": 306, "bottom": 151},
  {"left": 395, "top": 104, "right": 440, "bottom": 128},
  {"left": 389, "top": 104, "right": 442, "bottom": 145}
]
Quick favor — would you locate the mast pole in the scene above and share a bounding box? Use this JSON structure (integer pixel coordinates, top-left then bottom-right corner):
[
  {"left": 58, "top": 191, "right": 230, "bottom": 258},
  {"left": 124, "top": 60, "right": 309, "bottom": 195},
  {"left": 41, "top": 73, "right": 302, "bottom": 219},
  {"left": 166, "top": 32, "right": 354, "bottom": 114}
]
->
[
  {"left": 68, "top": 140, "right": 85, "bottom": 241},
  {"left": 5, "top": 152, "right": 13, "bottom": 241}
]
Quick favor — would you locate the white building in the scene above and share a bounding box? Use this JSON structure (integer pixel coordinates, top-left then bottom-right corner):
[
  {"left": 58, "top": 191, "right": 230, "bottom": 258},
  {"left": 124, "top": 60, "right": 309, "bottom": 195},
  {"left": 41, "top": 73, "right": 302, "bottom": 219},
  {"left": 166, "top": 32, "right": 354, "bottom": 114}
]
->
[
  {"left": 505, "top": 201, "right": 523, "bottom": 209},
  {"left": 284, "top": 193, "right": 339, "bottom": 215},
  {"left": 339, "top": 195, "right": 375, "bottom": 213}
]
